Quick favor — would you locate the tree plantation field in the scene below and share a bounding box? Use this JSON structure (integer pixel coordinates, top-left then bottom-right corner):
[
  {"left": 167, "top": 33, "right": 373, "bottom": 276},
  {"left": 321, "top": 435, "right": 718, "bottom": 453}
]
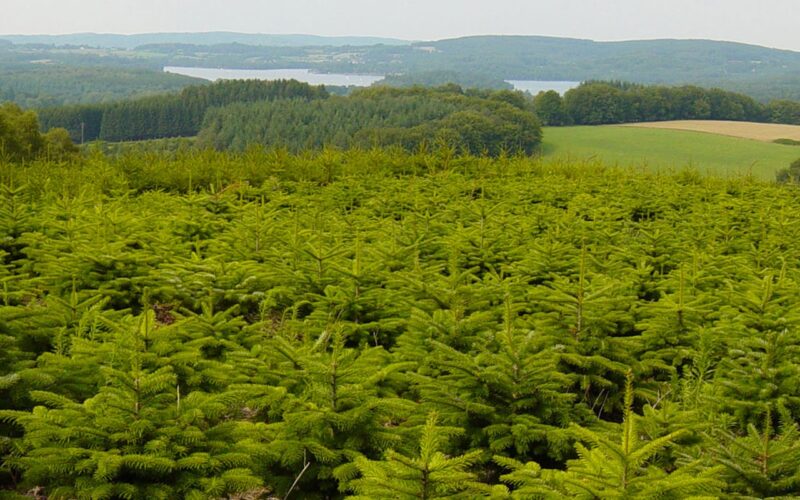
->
[
  {"left": 1, "top": 150, "right": 800, "bottom": 498},
  {"left": 542, "top": 125, "right": 800, "bottom": 179},
  {"left": 623, "top": 120, "right": 800, "bottom": 142}
]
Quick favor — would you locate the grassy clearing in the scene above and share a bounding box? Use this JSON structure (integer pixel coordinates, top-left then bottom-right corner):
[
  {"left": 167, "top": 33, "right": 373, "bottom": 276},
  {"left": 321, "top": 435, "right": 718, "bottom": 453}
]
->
[
  {"left": 542, "top": 125, "right": 800, "bottom": 179},
  {"left": 622, "top": 120, "right": 800, "bottom": 142}
]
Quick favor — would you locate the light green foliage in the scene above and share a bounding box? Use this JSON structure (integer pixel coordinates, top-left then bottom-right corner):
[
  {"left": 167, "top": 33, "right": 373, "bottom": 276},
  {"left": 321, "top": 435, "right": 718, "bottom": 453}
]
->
[
  {"left": 1, "top": 149, "right": 800, "bottom": 497},
  {"left": 710, "top": 406, "right": 800, "bottom": 498},
  {"left": 1, "top": 311, "right": 267, "bottom": 499},
  {"left": 713, "top": 272, "right": 800, "bottom": 427},
  {"left": 0, "top": 103, "right": 77, "bottom": 163},
  {"left": 41, "top": 128, "right": 79, "bottom": 159},
  {"left": 345, "top": 413, "right": 490, "bottom": 499},
  {"left": 404, "top": 293, "right": 576, "bottom": 462},
  {"left": 498, "top": 374, "right": 725, "bottom": 499},
  {"left": 261, "top": 334, "right": 415, "bottom": 496},
  {"left": 0, "top": 103, "right": 43, "bottom": 162},
  {"left": 556, "top": 376, "right": 724, "bottom": 499}
]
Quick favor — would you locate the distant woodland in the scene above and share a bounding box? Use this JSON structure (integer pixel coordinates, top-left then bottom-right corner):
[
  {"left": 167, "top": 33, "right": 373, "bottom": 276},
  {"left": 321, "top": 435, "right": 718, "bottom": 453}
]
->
[
  {"left": 33, "top": 78, "right": 800, "bottom": 154},
  {"left": 198, "top": 86, "right": 542, "bottom": 155},
  {"left": 535, "top": 81, "right": 800, "bottom": 126},
  {"left": 5, "top": 34, "right": 800, "bottom": 106},
  {"left": 0, "top": 67, "right": 201, "bottom": 108},
  {"left": 38, "top": 80, "right": 329, "bottom": 143}
]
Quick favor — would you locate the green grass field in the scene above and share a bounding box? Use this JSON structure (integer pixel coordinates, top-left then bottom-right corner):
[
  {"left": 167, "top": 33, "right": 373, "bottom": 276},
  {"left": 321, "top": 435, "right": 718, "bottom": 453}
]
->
[{"left": 542, "top": 126, "right": 800, "bottom": 179}]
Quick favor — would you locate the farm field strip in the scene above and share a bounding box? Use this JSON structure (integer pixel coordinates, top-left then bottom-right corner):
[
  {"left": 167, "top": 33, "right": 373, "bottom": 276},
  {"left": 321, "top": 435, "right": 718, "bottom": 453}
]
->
[
  {"left": 621, "top": 120, "right": 800, "bottom": 142},
  {"left": 542, "top": 125, "right": 800, "bottom": 179}
]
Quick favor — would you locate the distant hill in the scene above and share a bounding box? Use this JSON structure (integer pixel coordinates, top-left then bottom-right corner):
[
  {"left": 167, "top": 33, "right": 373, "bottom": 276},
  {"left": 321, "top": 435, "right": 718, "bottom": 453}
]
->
[
  {"left": 4, "top": 33, "right": 800, "bottom": 103},
  {"left": 337, "top": 36, "right": 800, "bottom": 101},
  {"left": 0, "top": 32, "right": 411, "bottom": 49},
  {"left": 396, "top": 36, "right": 800, "bottom": 85}
]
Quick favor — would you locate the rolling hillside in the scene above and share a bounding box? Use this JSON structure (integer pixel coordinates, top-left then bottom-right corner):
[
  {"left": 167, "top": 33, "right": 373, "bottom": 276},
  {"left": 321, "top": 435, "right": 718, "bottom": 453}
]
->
[
  {"left": 3, "top": 34, "right": 800, "bottom": 101},
  {"left": 0, "top": 32, "right": 410, "bottom": 48},
  {"left": 542, "top": 125, "right": 800, "bottom": 179},
  {"left": 406, "top": 36, "right": 800, "bottom": 82}
]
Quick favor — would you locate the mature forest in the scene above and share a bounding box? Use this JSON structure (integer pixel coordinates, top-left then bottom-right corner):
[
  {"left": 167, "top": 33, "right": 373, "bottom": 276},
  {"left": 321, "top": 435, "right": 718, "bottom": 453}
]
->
[
  {"left": 198, "top": 86, "right": 542, "bottom": 155},
  {"left": 1, "top": 147, "right": 800, "bottom": 498},
  {"left": 534, "top": 81, "right": 800, "bottom": 126},
  {"left": 37, "top": 82, "right": 541, "bottom": 154},
  {"left": 0, "top": 67, "right": 201, "bottom": 109},
  {"left": 29, "top": 76, "right": 800, "bottom": 154},
  {"left": 38, "top": 80, "right": 329, "bottom": 143}
]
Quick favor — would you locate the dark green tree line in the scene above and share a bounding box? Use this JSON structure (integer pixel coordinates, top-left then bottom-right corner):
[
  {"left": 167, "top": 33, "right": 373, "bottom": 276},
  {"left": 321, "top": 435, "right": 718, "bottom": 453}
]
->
[
  {"left": 38, "top": 79, "right": 329, "bottom": 143},
  {"left": 535, "top": 81, "right": 800, "bottom": 126},
  {"left": 198, "top": 85, "right": 543, "bottom": 156}
]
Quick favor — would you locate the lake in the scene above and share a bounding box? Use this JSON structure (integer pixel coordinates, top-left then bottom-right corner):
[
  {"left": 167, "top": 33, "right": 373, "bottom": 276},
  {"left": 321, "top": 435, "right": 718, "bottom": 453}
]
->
[
  {"left": 163, "top": 67, "right": 384, "bottom": 87},
  {"left": 505, "top": 80, "right": 580, "bottom": 95},
  {"left": 164, "top": 67, "right": 580, "bottom": 94}
]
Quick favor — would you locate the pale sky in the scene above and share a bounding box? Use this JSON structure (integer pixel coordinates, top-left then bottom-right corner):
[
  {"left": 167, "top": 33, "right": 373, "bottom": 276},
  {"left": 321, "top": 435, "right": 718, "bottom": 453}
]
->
[{"left": 2, "top": 0, "right": 800, "bottom": 51}]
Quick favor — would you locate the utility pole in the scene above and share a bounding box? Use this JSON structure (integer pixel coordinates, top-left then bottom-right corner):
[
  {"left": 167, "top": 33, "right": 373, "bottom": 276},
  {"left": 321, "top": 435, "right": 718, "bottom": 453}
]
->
[{"left": 81, "top": 122, "right": 85, "bottom": 145}]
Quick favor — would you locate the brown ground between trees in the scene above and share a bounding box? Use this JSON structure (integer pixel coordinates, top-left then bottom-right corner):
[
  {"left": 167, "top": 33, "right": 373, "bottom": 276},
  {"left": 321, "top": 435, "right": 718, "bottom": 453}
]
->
[{"left": 622, "top": 120, "right": 800, "bottom": 142}]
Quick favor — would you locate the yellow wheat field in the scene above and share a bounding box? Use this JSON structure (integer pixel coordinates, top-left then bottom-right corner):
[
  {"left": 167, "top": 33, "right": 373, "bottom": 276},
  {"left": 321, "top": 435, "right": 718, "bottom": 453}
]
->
[{"left": 622, "top": 120, "right": 800, "bottom": 142}]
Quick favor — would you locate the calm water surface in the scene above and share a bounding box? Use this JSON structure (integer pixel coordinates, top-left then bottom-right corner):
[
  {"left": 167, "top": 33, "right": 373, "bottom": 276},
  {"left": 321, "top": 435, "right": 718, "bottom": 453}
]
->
[
  {"left": 165, "top": 67, "right": 580, "bottom": 94},
  {"left": 164, "top": 67, "right": 384, "bottom": 86},
  {"left": 505, "top": 80, "right": 580, "bottom": 95}
]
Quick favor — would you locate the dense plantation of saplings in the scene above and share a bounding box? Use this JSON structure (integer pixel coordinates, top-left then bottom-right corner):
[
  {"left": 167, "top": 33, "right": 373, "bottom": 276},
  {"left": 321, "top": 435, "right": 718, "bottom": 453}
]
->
[{"left": 2, "top": 150, "right": 800, "bottom": 499}]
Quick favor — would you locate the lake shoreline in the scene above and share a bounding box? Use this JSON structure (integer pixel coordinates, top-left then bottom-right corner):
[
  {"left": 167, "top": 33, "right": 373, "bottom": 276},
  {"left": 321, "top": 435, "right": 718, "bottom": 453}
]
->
[{"left": 163, "top": 66, "right": 579, "bottom": 94}]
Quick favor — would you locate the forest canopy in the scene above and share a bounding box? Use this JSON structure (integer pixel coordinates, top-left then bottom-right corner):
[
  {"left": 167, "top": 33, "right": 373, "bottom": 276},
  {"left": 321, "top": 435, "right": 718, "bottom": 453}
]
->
[
  {"left": 198, "top": 85, "right": 543, "bottom": 156},
  {"left": 0, "top": 66, "right": 201, "bottom": 109},
  {"left": 37, "top": 79, "right": 329, "bottom": 143},
  {"left": 535, "top": 81, "right": 800, "bottom": 126},
  {"left": 0, "top": 102, "right": 76, "bottom": 161},
  {"left": 375, "top": 70, "right": 514, "bottom": 90},
  {"left": 32, "top": 77, "right": 800, "bottom": 152}
]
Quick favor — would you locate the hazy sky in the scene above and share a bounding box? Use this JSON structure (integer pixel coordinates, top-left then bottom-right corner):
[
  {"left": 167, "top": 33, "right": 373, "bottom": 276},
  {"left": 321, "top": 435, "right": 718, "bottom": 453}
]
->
[{"left": 3, "top": 0, "right": 800, "bottom": 51}]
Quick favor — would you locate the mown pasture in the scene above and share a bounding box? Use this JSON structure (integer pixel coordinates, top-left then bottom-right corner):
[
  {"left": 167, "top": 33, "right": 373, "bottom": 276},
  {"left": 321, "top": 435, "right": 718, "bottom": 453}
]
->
[{"left": 542, "top": 125, "right": 800, "bottom": 179}]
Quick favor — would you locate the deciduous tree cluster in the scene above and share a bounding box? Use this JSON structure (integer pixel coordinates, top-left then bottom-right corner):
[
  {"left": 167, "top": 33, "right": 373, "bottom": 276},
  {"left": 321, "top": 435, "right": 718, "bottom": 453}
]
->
[
  {"left": 0, "top": 103, "right": 77, "bottom": 161},
  {"left": 535, "top": 81, "right": 800, "bottom": 126}
]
